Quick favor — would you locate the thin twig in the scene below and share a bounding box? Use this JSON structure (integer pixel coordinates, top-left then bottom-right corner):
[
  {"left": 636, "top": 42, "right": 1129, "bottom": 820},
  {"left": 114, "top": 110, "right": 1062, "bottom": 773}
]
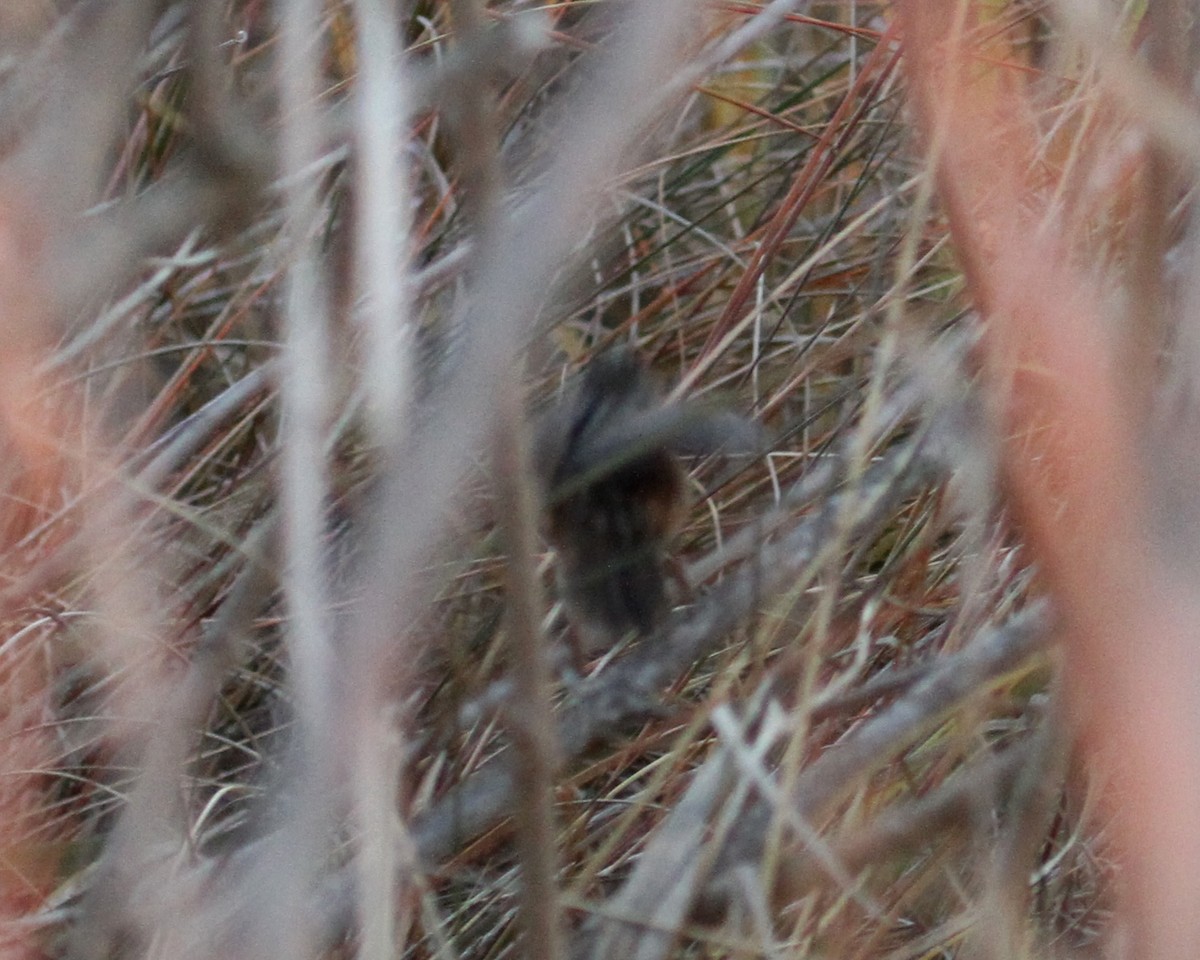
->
[{"left": 697, "top": 601, "right": 1052, "bottom": 919}]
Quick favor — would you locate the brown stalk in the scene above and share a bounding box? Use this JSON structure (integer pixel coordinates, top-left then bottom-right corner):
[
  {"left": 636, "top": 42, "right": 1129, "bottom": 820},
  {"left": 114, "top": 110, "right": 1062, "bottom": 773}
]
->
[
  {"left": 449, "top": 0, "right": 563, "bottom": 952},
  {"left": 493, "top": 380, "right": 565, "bottom": 960}
]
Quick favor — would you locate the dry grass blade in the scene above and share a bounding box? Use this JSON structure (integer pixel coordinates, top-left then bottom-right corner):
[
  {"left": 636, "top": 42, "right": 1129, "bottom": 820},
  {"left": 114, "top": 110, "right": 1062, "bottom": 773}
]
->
[{"left": 0, "top": 2, "right": 1187, "bottom": 959}]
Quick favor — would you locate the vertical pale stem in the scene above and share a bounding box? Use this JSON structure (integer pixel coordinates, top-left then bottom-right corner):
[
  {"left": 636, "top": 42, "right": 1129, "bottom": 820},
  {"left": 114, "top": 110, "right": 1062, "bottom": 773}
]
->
[
  {"left": 350, "top": 1, "right": 416, "bottom": 956},
  {"left": 274, "top": 0, "right": 335, "bottom": 956},
  {"left": 353, "top": 0, "right": 413, "bottom": 448},
  {"left": 279, "top": 0, "right": 333, "bottom": 753}
]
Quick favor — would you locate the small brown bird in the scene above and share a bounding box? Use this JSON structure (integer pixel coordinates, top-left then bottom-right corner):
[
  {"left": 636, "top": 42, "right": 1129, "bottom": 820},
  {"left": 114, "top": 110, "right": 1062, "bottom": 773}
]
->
[{"left": 533, "top": 347, "right": 761, "bottom": 663}]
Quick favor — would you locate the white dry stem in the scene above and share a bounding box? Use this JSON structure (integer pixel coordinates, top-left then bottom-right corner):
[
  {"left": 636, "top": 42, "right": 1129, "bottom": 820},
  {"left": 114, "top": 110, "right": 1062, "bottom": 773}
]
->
[
  {"left": 710, "top": 702, "right": 885, "bottom": 920},
  {"left": 584, "top": 753, "right": 733, "bottom": 960},
  {"left": 349, "top": 2, "right": 417, "bottom": 957},
  {"left": 255, "top": 1, "right": 338, "bottom": 958},
  {"left": 353, "top": 0, "right": 414, "bottom": 449}
]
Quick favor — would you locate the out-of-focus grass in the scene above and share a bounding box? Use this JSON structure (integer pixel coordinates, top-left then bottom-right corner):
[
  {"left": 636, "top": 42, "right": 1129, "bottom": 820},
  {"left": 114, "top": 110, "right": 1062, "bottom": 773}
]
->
[{"left": 0, "top": 1, "right": 1152, "bottom": 958}]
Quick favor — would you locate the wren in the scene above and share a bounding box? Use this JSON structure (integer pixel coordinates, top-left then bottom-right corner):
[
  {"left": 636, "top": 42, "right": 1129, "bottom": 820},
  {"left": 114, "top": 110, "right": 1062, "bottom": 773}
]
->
[{"left": 533, "top": 347, "right": 761, "bottom": 664}]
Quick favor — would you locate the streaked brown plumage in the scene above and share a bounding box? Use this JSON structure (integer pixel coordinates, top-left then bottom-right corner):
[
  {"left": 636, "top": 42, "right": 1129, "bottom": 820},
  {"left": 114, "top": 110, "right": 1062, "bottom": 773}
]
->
[{"left": 534, "top": 347, "right": 761, "bottom": 660}]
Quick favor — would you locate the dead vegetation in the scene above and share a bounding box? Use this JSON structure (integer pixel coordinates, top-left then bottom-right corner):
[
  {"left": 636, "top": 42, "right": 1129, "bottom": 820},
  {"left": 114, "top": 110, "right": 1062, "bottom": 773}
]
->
[{"left": 0, "top": 1, "right": 1194, "bottom": 958}]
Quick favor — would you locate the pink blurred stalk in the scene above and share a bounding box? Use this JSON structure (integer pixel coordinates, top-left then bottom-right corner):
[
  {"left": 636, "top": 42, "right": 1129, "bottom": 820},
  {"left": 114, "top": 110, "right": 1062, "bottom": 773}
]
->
[
  {"left": 0, "top": 197, "right": 74, "bottom": 960},
  {"left": 894, "top": 3, "right": 1200, "bottom": 956}
]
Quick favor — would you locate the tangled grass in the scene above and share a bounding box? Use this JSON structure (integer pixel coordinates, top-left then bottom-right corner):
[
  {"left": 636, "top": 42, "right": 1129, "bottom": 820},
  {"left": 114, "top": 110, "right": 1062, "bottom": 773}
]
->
[{"left": 0, "top": 1, "right": 1191, "bottom": 958}]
